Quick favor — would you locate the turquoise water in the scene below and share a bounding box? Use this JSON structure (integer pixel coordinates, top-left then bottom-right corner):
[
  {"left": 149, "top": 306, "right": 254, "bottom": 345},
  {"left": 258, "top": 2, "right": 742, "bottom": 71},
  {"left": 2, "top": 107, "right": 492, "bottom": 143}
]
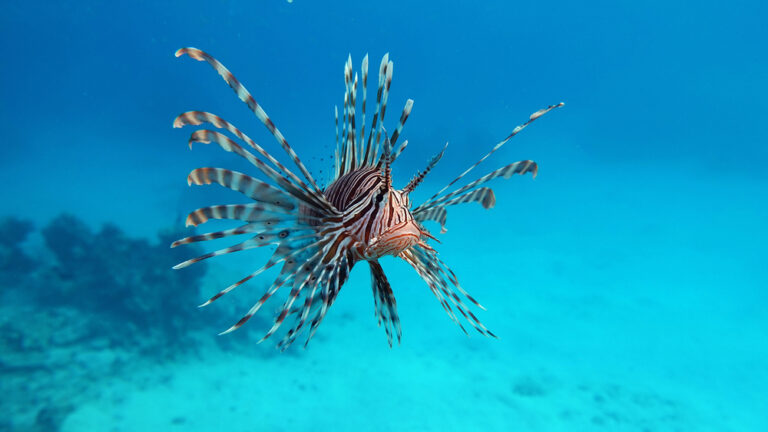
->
[{"left": 1, "top": 1, "right": 766, "bottom": 431}]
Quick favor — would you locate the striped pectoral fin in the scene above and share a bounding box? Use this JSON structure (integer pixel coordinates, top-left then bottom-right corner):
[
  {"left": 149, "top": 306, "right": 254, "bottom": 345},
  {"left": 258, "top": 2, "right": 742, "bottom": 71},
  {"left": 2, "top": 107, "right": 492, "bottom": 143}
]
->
[
  {"left": 173, "top": 231, "right": 292, "bottom": 270},
  {"left": 217, "top": 268, "right": 296, "bottom": 335},
  {"left": 414, "top": 207, "right": 448, "bottom": 234},
  {"left": 304, "top": 249, "right": 353, "bottom": 347},
  {"left": 412, "top": 187, "right": 496, "bottom": 234},
  {"left": 214, "top": 231, "right": 339, "bottom": 340},
  {"left": 217, "top": 243, "right": 326, "bottom": 335},
  {"left": 420, "top": 102, "right": 563, "bottom": 207},
  {"left": 187, "top": 129, "right": 330, "bottom": 212},
  {"left": 409, "top": 246, "right": 494, "bottom": 337},
  {"left": 176, "top": 47, "right": 322, "bottom": 193},
  {"left": 413, "top": 160, "right": 537, "bottom": 232},
  {"left": 187, "top": 130, "right": 273, "bottom": 176},
  {"left": 188, "top": 167, "right": 296, "bottom": 211},
  {"left": 433, "top": 254, "right": 486, "bottom": 311},
  {"left": 194, "top": 232, "right": 324, "bottom": 311},
  {"left": 401, "top": 250, "right": 467, "bottom": 334},
  {"left": 415, "top": 160, "right": 536, "bottom": 215},
  {"left": 185, "top": 203, "right": 289, "bottom": 227},
  {"left": 401, "top": 247, "right": 494, "bottom": 338},
  {"left": 400, "top": 251, "right": 461, "bottom": 324},
  {"left": 369, "top": 260, "right": 401, "bottom": 347},
  {"left": 176, "top": 111, "right": 319, "bottom": 201},
  {"left": 171, "top": 222, "right": 260, "bottom": 248},
  {"left": 440, "top": 187, "right": 496, "bottom": 209},
  {"left": 258, "top": 254, "right": 329, "bottom": 344},
  {"left": 278, "top": 291, "right": 318, "bottom": 351},
  {"left": 277, "top": 265, "right": 334, "bottom": 351}
]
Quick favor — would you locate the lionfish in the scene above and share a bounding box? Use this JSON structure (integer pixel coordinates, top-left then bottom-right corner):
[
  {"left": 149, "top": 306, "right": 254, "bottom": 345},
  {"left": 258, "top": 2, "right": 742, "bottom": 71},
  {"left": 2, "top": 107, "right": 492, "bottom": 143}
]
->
[{"left": 172, "top": 47, "right": 562, "bottom": 350}]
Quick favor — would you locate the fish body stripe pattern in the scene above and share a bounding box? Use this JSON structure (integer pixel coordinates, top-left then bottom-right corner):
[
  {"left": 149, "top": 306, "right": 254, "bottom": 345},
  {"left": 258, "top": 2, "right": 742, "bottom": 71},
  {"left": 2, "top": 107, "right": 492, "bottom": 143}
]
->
[
  {"left": 172, "top": 47, "right": 562, "bottom": 349},
  {"left": 324, "top": 166, "right": 381, "bottom": 211}
]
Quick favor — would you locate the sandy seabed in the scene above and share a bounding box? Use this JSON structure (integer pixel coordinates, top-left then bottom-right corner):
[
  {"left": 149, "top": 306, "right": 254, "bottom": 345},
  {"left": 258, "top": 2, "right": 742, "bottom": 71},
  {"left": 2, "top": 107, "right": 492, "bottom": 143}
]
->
[{"left": 5, "top": 161, "right": 766, "bottom": 432}]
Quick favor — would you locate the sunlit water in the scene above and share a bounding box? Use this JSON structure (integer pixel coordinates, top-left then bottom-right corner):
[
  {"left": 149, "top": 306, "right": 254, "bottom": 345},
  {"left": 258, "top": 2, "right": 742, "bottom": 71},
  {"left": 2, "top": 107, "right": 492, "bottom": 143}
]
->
[{"left": 1, "top": 1, "right": 766, "bottom": 431}]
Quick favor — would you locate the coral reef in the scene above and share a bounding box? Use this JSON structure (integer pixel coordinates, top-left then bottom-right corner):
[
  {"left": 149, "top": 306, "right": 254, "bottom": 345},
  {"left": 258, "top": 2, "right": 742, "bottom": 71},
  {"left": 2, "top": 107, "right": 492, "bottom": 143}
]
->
[
  {"left": 0, "top": 216, "right": 37, "bottom": 288},
  {"left": 27, "top": 214, "right": 207, "bottom": 349},
  {"left": 0, "top": 213, "right": 210, "bottom": 431},
  {"left": 497, "top": 371, "right": 687, "bottom": 431}
]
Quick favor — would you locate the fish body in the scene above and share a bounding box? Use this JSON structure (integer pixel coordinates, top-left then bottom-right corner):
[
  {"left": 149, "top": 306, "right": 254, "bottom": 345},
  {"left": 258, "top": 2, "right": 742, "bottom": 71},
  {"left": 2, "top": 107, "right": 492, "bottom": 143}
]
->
[
  {"left": 172, "top": 47, "right": 562, "bottom": 350},
  {"left": 322, "top": 166, "right": 421, "bottom": 260}
]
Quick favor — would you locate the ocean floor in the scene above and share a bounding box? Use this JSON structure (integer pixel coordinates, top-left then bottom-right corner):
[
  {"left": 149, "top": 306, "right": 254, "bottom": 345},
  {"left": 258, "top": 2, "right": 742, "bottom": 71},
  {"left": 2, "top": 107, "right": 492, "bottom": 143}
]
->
[{"left": 3, "top": 159, "right": 766, "bottom": 431}]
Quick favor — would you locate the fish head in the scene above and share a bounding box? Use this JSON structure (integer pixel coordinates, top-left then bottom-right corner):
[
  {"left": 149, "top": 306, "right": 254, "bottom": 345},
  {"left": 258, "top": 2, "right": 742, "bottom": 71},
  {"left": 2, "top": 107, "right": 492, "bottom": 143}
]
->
[{"left": 364, "top": 189, "right": 422, "bottom": 258}]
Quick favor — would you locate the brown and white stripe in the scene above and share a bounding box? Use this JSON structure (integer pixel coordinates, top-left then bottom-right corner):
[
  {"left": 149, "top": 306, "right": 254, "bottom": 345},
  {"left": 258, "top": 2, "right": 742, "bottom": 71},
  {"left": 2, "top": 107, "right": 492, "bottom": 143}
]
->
[{"left": 172, "top": 47, "right": 562, "bottom": 350}]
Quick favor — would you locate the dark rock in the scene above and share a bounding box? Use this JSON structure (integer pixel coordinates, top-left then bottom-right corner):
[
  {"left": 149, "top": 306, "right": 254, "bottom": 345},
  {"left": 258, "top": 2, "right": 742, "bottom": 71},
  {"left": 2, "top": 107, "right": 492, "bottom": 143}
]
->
[
  {"left": 32, "top": 214, "right": 209, "bottom": 351},
  {"left": 0, "top": 216, "right": 34, "bottom": 248},
  {"left": 36, "top": 403, "right": 74, "bottom": 432},
  {"left": 0, "top": 216, "right": 37, "bottom": 287},
  {"left": 0, "top": 213, "right": 218, "bottom": 432}
]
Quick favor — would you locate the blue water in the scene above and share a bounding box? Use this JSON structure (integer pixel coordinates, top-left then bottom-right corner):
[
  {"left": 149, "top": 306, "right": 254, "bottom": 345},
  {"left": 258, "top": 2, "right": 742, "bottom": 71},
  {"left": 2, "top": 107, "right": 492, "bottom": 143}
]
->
[{"left": 1, "top": 1, "right": 766, "bottom": 431}]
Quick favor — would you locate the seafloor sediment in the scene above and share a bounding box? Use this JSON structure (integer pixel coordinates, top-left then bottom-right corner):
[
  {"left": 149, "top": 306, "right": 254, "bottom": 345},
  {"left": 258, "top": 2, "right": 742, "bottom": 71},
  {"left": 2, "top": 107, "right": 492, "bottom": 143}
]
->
[
  {"left": 0, "top": 214, "right": 212, "bottom": 431},
  {"left": 1, "top": 198, "right": 764, "bottom": 432}
]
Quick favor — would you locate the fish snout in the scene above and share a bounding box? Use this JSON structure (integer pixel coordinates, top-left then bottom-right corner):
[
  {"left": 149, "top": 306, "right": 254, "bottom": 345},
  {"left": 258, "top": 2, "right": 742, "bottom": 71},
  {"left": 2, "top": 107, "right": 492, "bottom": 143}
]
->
[{"left": 365, "top": 220, "right": 421, "bottom": 258}]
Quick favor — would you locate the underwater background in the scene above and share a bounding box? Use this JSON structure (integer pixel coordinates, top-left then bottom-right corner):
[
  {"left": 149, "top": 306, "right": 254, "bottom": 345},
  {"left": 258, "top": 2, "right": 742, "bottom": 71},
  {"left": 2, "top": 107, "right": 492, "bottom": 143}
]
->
[{"left": 1, "top": 0, "right": 766, "bottom": 430}]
